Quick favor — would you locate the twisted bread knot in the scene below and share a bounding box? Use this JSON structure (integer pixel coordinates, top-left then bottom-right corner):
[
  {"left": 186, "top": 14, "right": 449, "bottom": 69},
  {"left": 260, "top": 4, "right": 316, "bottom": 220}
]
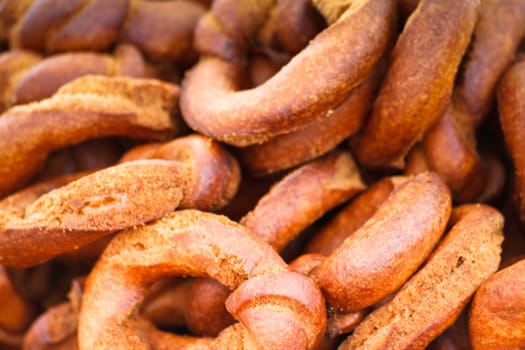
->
[
  {"left": 79, "top": 210, "right": 326, "bottom": 350},
  {"left": 181, "top": 0, "right": 395, "bottom": 146},
  {"left": 0, "top": 134, "right": 240, "bottom": 267},
  {"left": 0, "top": 75, "right": 181, "bottom": 197},
  {"left": 4, "top": 0, "right": 206, "bottom": 63}
]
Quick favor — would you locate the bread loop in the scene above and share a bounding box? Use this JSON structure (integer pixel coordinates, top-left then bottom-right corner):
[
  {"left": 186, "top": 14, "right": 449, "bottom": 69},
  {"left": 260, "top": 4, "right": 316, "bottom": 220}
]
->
[
  {"left": 341, "top": 204, "right": 503, "bottom": 349},
  {"left": 469, "top": 258, "right": 525, "bottom": 349},
  {"left": 8, "top": 0, "right": 206, "bottom": 62},
  {"left": 311, "top": 171, "right": 452, "bottom": 312},
  {"left": 180, "top": 150, "right": 364, "bottom": 336},
  {"left": 498, "top": 58, "right": 525, "bottom": 224},
  {"left": 0, "top": 75, "right": 181, "bottom": 197},
  {"left": 0, "top": 134, "right": 240, "bottom": 267},
  {"left": 239, "top": 60, "right": 384, "bottom": 176},
  {"left": 181, "top": 0, "right": 395, "bottom": 146},
  {"left": 355, "top": 0, "right": 479, "bottom": 169},
  {"left": 0, "top": 266, "right": 36, "bottom": 349},
  {"left": 455, "top": 0, "right": 525, "bottom": 129},
  {"left": 421, "top": 102, "right": 487, "bottom": 202},
  {"left": 1, "top": 44, "right": 152, "bottom": 109},
  {"left": 78, "top": 210, "right": 326, "bottom": 350},
  {"left": 305, "top": 176, "right": 407, "bottom": 256}
]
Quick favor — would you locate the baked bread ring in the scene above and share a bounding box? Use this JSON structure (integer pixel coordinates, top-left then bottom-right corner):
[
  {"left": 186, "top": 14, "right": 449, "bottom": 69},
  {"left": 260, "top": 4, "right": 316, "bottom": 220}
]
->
[
  {"left": 0, "top": 75, "right": 181, "bottom": 197},
  {"left": 355, "top": 0, "right": 479, "bottom": 168},
  {"left": 240, "top": 150, "right": 365, "bottom": 252},
  {"left": 239, "top": 60, "right": 384, "bottom": 176},
  {"left": 9, "top": 0, "right": 206, "bottom": 62},
  {"left": 0, "top": 266, "right": 35, "bottom": 341},
  {"left": 311, "top": 171, "right": 451, "bottom": 312},
  {"left": 498, "top": 57, "right": 525, "bottom": 223},
  {"left": 180, "top": 0, "right": 395, "bottom": 146},
  {"left": 10, "top": 44, "right": 152, "bottom": 107},
  {"left": 341, "top": 204, "right": 504, "bottom": 349},
  {"left": 469, "top": 258, "right": 525, "bottom": 349},
  {"left": 78, "top": 210, "right": 326, "bottom": 350},
  {"left": 0, "top": 135, "right": 240, "bottom": 267},
  {"left": 455, "top": 0, "right": 525, "bottom": 128},
  {"left": 305, "top": 176, "right": 407, "bottom": 256}
]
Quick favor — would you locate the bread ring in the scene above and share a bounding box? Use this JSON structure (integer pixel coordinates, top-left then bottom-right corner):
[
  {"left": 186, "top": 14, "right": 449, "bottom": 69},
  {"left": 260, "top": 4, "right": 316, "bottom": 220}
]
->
[
  {"left": 0, "top": 49, "right": 42, "bottom": 112},
  {"left": 239, "top": 60, "right": 383, "bottom": 176},
  {"left": 240, "top": 150, "right": 365, "bottom": 252},
  {"left": 341, "top": 204, "right": 503, "bottom": 349},
  {"left": 180, "top": 0, "right": 395, "bottom": 146},
  {"left": 498, "top": 58, "right": 525, "bottom": 223},
  {"left": 469, "top": 258, "right": 525, "bottom": 349},
  {"left": 10, "top": 0, "right": 206, "bottom": 62},
  {"left": 0, "top": 266, "right": 35, "bottom": 334},
  {"left": 0, "top": 135, "right": 240, "bottom": 267},
  {"left": 184, "top": 277, "right": 235, "bottom": 336},
  {"left": 11, "top": 44, "right": 152, "bottom": 107},
  {"left": 0, "top": 75, "right": 181, "bottom": 197},
  {"left": 455, "top": 0, "right": 525, "bottom": 128},
  {"left": 355, "top": 0, "right": 479, "bottom": 168},
  {"left": 305, "top": 176, "right": 407, "bottom": 256},
  {"left": 78, "top": 210, "right": 326, "bottom": 350},
  {"left": 422, "top": 102, "right": 486, "bottom": 202},
  {"left": 311, "top": 171, "right": 451, "bottom": 312}
]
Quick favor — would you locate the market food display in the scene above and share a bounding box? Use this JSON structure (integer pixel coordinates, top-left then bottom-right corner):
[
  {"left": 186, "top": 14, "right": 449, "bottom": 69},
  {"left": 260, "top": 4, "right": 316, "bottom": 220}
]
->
[{"left": 0, "top": 0, "right": 524, "bottom": 349}]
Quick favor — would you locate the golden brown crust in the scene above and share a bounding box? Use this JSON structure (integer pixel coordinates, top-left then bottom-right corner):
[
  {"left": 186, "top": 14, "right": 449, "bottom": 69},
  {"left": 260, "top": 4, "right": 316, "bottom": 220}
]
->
[
  {"left": 240, "top": 150, "right": 365, "bottom": 252},
  {"left": 78, "top": 210, "right": 326, "bottom": 350},
  {"left": 0, "top": 75, "right": 181, "bottom": 197},
  {"left": 311, "top": 172, "right": 451, "bottom": 312},
  {"left": 0, "top": 135, "right": 240, "bottom": 267},
  {"left": 341, "top": 204, "right": 503, "bottom": 349},
  {"left": 355, "top": 0, "right": 479, "bottom": 168},
  {"left": 469, "top": 258, "right": 525, "bottom": 349},
  {"left": 181, "top": 0, "right": 395, "bottom": 146}
]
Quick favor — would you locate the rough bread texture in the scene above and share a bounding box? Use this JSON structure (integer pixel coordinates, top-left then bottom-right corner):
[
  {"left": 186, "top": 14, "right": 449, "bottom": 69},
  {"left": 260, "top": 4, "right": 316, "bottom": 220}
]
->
[
  {"left": 341, "top": 204, "right": 503, "bottom": 350},
  {"left": 0, "top": 75, "right": 181, "bottom": 197},
  {"left": 469, "top": 258, "right": 525, "bottom": 349}
]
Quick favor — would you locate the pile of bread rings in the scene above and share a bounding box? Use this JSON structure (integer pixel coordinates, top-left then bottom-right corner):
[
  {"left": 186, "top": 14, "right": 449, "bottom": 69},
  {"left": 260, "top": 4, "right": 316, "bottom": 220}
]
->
[{"left": 0, "top": 0, "right": 524, "bottom": 348}]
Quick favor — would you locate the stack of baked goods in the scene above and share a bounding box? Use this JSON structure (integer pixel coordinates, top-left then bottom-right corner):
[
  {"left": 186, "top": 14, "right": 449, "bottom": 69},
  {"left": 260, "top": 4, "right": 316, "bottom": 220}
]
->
[{"left": 0, "top": 0, "right": 524, "bottom": 349}]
